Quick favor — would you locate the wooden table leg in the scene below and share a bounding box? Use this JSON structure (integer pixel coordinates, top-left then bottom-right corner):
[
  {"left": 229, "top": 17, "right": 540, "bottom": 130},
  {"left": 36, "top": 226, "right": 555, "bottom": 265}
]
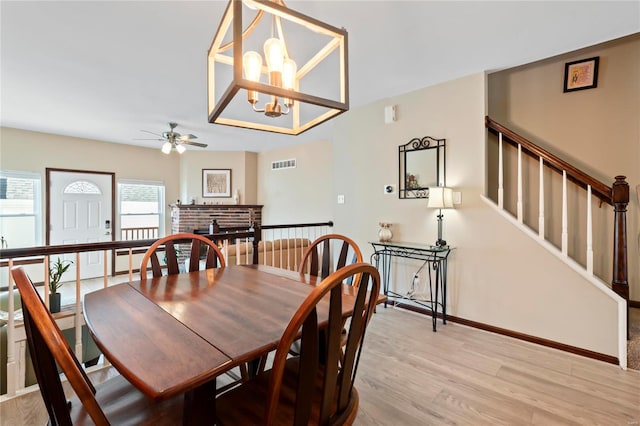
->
[{"left": 183, "top": 379, "right": 216, "bottom": 426}]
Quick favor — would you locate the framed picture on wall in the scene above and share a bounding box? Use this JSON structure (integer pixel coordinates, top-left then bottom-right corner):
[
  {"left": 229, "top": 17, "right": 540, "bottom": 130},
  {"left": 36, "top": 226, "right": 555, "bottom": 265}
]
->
[
  {"left": 202, "top": 169, "right": 231, "bottom": 198},
  {"left": 563, "top": 56, "right": 599, "bottom": 92}
]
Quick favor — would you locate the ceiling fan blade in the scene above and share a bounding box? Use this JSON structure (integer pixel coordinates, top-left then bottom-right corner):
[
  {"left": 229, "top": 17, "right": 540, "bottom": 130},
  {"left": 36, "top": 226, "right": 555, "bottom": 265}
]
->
[
  {"left": 140, "top": 130, "right": 163, "bottom": 137},
  {"left": 177, "top": 134, "right": 197, "bottom": 141},
  {"left": 181, "top": 141, "right": 208, "bottom": 148},
  {"left": 133, "top": 138, "right": 164, "bottom": 141}
]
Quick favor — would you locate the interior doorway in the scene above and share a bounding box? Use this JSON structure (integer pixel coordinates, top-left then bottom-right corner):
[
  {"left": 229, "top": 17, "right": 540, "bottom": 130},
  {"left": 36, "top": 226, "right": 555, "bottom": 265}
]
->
[{"left": 46, "top": 169, "right": 115, "bottom": 279}]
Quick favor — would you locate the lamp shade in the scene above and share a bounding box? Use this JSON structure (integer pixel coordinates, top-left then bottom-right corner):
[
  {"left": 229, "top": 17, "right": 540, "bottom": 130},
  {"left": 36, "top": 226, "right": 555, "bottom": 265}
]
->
[{"left": 428, "top": 187, "right": 454, "bottom": 209}]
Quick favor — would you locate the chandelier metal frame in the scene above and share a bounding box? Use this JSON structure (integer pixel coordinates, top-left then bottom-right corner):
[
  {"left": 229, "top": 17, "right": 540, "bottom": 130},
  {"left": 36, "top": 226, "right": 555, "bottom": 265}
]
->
[{"left": 207, "top": 0, "right": 349, "bottom": 135}]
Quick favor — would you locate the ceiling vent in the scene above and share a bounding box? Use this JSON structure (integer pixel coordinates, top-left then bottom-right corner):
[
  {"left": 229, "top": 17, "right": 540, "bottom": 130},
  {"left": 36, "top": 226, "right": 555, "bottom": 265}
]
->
[{"left": 271, "top": 159, "right": 297, "bottom": 171}]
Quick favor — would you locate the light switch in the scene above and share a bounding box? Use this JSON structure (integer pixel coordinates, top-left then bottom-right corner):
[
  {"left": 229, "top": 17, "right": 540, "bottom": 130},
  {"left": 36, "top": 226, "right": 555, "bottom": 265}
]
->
[
  {"left": 337, "top": 194, "right": 345, "bottom": 204},
  {"left": 453, "top": 191, "right": 462, "bottom": 205}
]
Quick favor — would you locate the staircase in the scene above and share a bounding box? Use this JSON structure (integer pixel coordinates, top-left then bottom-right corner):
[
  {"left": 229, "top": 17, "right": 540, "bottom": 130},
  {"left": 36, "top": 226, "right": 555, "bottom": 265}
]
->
[{"left": 485, "top": 117, "right": 633, "bottom": 369}]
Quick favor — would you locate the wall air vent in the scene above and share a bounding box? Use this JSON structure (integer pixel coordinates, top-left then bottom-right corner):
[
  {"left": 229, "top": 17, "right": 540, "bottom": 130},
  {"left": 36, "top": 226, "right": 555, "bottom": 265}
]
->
[{"left": 271, "top": 159, "right": 297, "bottom": 170}]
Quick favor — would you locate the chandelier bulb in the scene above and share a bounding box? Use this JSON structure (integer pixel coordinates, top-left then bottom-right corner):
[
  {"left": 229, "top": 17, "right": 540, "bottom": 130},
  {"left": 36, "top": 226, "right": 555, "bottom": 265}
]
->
[
  {"left": 243, "top": 51, "right": 263, "bottom": 104},
  {"left": 282, "top": 58, "right": 297, "bottom": 107},
  {"left": 263, "top": 38, "right": 284, "bottom": 73}
]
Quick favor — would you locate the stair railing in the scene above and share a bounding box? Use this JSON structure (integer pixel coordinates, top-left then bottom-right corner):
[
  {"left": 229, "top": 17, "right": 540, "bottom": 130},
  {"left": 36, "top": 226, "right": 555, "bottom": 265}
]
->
[{"left": 485, "top": 116, "right": 629, "bottom": 310}]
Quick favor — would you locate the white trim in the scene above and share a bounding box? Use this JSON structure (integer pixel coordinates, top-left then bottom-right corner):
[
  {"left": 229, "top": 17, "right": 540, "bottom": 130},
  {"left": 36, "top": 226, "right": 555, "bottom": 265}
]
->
[
  {"left": 481, "top": 195, "right": 627, "bottom": 369},
  {"left": 0, "top": 170, "right": 43, "bottom": 246},
  {"left": 117, "top": 180, "right": 166, "bottom": 237}
]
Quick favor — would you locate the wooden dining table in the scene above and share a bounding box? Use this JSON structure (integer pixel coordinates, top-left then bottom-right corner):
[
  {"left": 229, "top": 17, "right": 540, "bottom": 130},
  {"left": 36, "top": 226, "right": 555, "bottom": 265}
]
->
[{"left": 83, "top": 264, "right": 373, "bottom": 425}]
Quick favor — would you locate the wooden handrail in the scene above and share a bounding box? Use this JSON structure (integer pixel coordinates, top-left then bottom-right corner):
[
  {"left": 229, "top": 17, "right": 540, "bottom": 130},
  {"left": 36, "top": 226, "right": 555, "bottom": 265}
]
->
[
  {"left": 0, "top": 230, "right": 257, "bottom": 261},
  {"left": 262, "top": 221, "right": 334, "bottom": 230},
  {"left": 485, "top": 117, "right": 629, "bottom": 332},
  {"left": 486, "top": 116, "right": 612, "bottom": 204}
]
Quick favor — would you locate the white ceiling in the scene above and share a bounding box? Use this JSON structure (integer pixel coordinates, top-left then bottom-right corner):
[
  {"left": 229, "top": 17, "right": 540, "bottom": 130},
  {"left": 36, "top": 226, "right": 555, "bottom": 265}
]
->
[{"left": 1, "top": 1, "right": 638, "bottom": 153}]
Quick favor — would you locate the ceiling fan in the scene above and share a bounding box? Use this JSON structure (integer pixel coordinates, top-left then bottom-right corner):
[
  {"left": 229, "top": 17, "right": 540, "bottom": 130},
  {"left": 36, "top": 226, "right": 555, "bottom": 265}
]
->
[{"left": 135, "top": 122, "right": 208, "bottom": 154}]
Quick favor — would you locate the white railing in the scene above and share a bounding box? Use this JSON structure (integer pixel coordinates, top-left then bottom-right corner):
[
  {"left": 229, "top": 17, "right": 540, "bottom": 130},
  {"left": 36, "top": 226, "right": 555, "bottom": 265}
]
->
[
  {"left": 486, "top": 116, "right": 629, "bottom": 367},
  {"left": 486, "top": 117, "right": 628, "bottom": 286},
  {"left": 221, "top": 221, "right": 333, "bottom": 271},
  {"left": 0, "top": 221, "right": 333, "bottom": 397}
]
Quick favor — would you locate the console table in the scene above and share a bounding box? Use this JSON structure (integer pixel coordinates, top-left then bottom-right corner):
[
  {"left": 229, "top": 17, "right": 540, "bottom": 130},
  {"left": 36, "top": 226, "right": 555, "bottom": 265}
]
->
[{"left": 370, "top": 241, "right": 453, "bottom": 331}]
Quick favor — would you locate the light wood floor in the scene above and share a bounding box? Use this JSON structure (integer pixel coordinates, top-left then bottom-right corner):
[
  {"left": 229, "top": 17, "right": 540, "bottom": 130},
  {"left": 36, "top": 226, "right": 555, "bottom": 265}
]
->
[
  {"left": 355, "top": 308, "right": 640, "bottom": 425},
  {"left": 1, "top": 307, "right": 639, "bottom": 425}
]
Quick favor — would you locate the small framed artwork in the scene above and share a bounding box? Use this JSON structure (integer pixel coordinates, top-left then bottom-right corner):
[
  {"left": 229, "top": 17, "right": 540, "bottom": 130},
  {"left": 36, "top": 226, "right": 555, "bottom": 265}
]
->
[
  {"left": 563, "top": 56, "right": 599, "bottom": 92},
  {"left": 202, "top": 169, "right": 231, "bottom": 198}
]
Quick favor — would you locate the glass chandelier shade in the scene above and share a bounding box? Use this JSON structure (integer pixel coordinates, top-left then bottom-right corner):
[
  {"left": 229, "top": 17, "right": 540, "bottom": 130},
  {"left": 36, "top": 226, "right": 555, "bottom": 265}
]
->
[
  {"left": 161, "top": 141, "right": 187, "bottom": 155},
  {"left": 208, "top": 0, "right": 349, "bottom": 135}
]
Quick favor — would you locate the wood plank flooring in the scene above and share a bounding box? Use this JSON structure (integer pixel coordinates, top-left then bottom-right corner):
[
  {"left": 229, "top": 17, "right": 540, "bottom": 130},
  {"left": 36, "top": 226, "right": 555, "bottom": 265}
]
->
[
  {"left": 1, "top": 307, "right": 638, "bottom": 425},
  {"left": 355, "top": 308, "right": 640, "bottom": 425}
]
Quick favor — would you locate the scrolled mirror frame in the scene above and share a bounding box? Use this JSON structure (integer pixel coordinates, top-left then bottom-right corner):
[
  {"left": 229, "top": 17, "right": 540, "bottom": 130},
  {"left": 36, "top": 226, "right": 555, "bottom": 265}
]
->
[{"left": 398, "top": 136, "right": 446, "bottom": 199}]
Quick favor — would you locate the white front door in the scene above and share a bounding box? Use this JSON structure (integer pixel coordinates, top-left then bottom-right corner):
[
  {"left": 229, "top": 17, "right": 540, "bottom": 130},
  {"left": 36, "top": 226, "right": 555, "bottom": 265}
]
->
[{"left": 48, "top": 170, "right": 113, "bottom": 279}]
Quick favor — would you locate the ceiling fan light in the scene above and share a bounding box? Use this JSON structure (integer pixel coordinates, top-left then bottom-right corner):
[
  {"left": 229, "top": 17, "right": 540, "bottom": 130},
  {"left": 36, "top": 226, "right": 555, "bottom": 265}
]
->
[
  {"left": 161, "top": 141, "right": 172, "bottom": 154},
  {"left": 175, "top": 144, "right": 186, "bottom": 154}
]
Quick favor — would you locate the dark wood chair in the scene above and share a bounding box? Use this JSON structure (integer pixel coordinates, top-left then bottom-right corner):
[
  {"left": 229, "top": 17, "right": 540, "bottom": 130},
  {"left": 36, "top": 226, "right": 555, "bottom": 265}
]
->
[
  {"left": 140, "top": 233, "right": 247, "bottom": 392},
  {"left": 140, "top": 232, "right": 225, "bottom": 278},
  {"left": 215, "top": 262, "right": 381, "bottom": 425},
  {"left": 294, "top": 234, "right": 364, "bottom": 358},
  {"left": 10, "top": 266, "right": 188, "bottom": 426},
  {"left": 299, "top": 234, "right": 363, "bottom": 281}
]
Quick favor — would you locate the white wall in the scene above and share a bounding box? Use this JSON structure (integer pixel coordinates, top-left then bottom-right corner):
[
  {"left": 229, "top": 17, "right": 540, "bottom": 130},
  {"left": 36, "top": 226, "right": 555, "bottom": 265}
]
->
[
  {"left": 250, "top": 72, "right": 620, "bottom": 358},
  {"left": 257, "top": 140, "right": 333, "bottom": 225},
  {"left": 326, "top": 72, "right": 619, "bottom": 358},
  {"left": 178, "top": 150, "right": 257, "bottom": 205},
  {"left": 488, "top": 33, "right": 639, "bottom": 301},
  {"left": 0, "top": 127, "right": 257, "bottom": 234},
  {"left": 0, "top": 127, "right": 182, "bottom": 235}
]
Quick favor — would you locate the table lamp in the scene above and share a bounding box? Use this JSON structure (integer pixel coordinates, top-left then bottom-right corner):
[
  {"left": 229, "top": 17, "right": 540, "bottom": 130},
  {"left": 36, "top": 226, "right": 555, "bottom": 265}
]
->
[{"left": 427, "top": 186, "right": 454, "bottom": 247}]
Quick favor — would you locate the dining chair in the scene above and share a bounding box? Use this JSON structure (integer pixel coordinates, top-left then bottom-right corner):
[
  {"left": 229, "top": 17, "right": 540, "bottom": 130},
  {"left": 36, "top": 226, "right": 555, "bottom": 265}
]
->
[
  {"left": 140, "top": 232, "right": 225, "bottom": 278},
  {"left": 298, "top": 234, "right": 363, "bottom": 281},
  {"left": 294, "top": 234, "right": 364, "bottom": 358},
  {"left": 215, "top": 262, "right": 381, "bottom": 425},
  {"left": 140, "top": 233, "right": 246, "bottom": 392},
  {"left": 10, "top": 266, "right": 189, "bottom": 426}
]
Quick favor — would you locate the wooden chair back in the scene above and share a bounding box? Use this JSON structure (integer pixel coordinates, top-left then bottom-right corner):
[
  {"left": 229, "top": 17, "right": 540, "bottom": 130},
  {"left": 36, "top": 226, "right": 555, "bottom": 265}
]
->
[
  {"left": 266, "top": 262, "right": 380, "bottom": 425},
  {"left": 140, "top": 232, "right": 225, "bottom": 278},
  {"left": 10, "top": 266, "right": 109, "bottom": 426},
  {"left": 298, "top": 234, "right": 363, "bottom": 281}
]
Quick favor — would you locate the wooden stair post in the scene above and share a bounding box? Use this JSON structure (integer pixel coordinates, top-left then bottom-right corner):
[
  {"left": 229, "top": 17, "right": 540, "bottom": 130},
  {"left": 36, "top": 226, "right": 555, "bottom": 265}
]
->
[{"left": 611, "top": 175, "right": 629, "bottom": 338}]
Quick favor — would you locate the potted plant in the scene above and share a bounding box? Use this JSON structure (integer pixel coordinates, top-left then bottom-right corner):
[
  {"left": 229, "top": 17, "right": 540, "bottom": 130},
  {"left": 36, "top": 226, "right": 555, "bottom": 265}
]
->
[{"left": 48, "top": 257, "right": 73, "bottom": 313}]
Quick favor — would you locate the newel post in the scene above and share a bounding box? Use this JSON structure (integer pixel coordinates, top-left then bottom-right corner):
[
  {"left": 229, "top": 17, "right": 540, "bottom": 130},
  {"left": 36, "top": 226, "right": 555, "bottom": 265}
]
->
[
  {"left": 611, "top": 176, "right": 629, "bottom": 303},
  {"left": 251, "top": 222, "right": 261, "bottom": 265}
]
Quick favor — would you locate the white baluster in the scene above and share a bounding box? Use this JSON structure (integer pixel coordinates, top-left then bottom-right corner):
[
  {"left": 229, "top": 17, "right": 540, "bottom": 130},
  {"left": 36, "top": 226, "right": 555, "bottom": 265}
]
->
[
  {"left": 128, "top": 248, "right": 133, "bottom": 282},
  {"left": 498, "top": 132, "right": 504, "bottom": 209},
  {"left": 562, "top": 171, "right": 568, "bottom": 256},
  {"left": 103, "top": 250, "right": 108, "bottom": 288},
  {"left": 6, "top": 259, "right": 16, "bottom": 395},
  {"left": 17, "top": 341, "right": 26, "bottom": 391},
  {"left": 539, "top": 156, "right": 545, "bottom": 238},
  {"left": 75, "top": 252, "right": 83, "bottom": 359},
  {"left": 44, "top": 256, "right": 50, "bottom": 306},
  {"left": 517, "top": 144, "right": 523, "bottom": 223},
  {"left": 586, "top": 185, "right": 593, "bottom": 274}
]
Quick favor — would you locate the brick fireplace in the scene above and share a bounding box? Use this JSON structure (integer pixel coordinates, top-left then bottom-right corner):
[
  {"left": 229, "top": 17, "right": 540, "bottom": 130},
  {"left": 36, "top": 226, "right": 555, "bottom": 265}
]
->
[{"left": 170, "top": 204, "right": 263, "bottom": 234}]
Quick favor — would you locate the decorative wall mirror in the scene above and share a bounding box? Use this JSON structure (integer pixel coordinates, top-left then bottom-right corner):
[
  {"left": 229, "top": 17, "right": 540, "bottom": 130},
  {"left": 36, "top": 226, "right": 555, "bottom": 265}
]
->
[{"left": 398, "top": 136, "right": 446, "bottom": 199}]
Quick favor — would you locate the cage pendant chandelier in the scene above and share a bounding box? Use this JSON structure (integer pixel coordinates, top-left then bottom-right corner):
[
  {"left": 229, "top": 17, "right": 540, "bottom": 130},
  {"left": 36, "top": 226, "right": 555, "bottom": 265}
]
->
[{"left": 208, "top": 0, "right": 349, "bottom": 135}]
